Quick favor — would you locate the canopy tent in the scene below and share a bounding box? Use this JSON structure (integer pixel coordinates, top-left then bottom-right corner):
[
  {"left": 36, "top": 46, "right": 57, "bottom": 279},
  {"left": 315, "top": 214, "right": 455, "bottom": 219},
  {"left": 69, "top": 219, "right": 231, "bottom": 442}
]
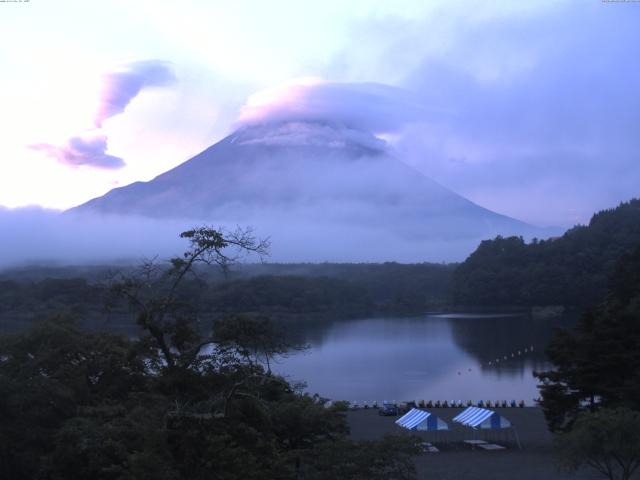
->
[
  {"left": 452, "top": 406, "right": 512, "bottom": 429},
  {"left": 395, "top": 408, "right": 449, "bottom": 431}
]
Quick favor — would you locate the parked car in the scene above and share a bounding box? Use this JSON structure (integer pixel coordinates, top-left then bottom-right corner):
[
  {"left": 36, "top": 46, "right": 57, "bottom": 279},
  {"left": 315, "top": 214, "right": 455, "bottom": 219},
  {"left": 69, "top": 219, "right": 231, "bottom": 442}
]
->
[{"left": 379, "top": 403, "right": 399, "bottom": 416}]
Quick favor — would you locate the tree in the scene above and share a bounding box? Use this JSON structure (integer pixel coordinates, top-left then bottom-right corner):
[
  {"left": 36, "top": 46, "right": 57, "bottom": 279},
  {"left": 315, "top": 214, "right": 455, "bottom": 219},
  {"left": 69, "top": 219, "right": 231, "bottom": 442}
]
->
[
  {"left": 535, "top": 245, "right": 640, "bottom": 431},
  {"left": 300, "top": 435, "right": 421, "bottom": 480},
  {"left": 109, "top": 226, "right": 269, "bottom": 371},
  {"left": 212, "top": 314, "right": 300, "bottom": 374},
  {"left": 557, "top": 408, "right": 640, "bottom": 480},
  {"left": 0, "top": 318, "right": 152, "bottom": 480}
]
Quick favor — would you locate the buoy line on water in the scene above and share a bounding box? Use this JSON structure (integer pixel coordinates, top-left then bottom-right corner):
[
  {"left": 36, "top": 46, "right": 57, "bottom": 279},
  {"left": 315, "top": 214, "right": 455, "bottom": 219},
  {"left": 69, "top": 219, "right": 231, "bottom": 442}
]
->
[{"left": 487, "top": 345, "right": 535, "bottom": 367}]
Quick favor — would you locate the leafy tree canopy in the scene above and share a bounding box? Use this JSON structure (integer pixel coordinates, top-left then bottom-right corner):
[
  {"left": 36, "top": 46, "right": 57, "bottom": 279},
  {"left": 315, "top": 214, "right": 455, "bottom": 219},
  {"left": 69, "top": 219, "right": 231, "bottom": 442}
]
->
[
  {"left": 452, "top": 199, "right": 640, "bottom": 307},
  {"left": 557, "top": 408, "right": 640, "bottom": 480},
  {"left": 535, "top": 245, "right": 640, "bottom": 431}
]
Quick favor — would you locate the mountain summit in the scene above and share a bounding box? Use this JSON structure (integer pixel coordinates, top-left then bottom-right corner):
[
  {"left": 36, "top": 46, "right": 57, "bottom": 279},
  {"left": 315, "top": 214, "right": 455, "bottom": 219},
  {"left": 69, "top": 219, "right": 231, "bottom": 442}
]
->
[{"left": 68, "top": 121, "right": 546, "bottom": 261}]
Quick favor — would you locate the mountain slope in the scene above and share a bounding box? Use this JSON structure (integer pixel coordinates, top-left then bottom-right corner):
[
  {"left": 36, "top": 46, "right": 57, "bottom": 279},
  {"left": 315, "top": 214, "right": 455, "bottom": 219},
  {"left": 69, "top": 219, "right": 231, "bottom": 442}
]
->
[{"left": 68, "top": 121, "right": 547, "bottom": 261}]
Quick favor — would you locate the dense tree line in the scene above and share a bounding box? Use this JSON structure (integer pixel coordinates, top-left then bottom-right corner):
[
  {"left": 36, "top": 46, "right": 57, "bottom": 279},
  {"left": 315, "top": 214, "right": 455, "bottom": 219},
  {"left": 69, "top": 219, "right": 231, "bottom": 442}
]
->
[
  {"left": 205, "top": 275, "right": 372, "bottom": 317},
  {"left": 0, "top": 277, "right": 102, "bottom": 312},
  {"left": 226, "top": 262, "right": 455, "bottom": 312},
  {"left": 0, "top": 262, "right": 454, "bottom": 331},
  {"left": 452, "top": 199, "right": 640, "bottom": 307}
]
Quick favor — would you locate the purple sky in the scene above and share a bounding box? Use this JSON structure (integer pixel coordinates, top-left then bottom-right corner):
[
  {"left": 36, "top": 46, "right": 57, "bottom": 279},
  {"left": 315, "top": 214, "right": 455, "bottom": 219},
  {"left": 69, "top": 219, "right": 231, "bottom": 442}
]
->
[{"left": 0, "top": 0, "right": 639, "bottom": 228}]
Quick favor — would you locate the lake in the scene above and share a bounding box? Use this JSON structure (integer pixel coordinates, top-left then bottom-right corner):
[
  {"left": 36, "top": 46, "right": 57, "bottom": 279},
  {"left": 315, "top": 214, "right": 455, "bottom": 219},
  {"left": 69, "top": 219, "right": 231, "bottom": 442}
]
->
[{"left": 275, "top": 312, "right": 574, "bottom": 405}]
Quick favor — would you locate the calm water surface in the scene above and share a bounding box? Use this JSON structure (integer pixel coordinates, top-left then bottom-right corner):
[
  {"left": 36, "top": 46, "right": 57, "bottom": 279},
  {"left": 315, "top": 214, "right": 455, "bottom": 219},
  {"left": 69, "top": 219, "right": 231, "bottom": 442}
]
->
[{"left": 275, "top": 313, "right": 574, "bottom": 404}]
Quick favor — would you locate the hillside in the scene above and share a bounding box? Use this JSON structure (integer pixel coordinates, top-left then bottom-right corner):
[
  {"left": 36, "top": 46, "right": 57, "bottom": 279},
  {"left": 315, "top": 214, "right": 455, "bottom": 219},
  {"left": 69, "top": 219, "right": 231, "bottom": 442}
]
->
[{"left": 451, "top": 198, "right": 640, "bottom": 307}]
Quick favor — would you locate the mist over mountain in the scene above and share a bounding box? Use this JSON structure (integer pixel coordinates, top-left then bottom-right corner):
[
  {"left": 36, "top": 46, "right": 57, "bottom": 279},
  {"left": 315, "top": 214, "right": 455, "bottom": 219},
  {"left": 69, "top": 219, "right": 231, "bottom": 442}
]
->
[{"left": 67, "top": 120, "right": 552, "bottom": 262}]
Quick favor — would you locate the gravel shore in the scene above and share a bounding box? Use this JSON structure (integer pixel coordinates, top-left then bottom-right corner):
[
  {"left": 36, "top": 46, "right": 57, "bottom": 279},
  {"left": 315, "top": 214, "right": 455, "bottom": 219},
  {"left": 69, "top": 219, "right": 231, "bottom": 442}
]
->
[{"left": 346, "top": 407, "right": 601, "bottom": 480}]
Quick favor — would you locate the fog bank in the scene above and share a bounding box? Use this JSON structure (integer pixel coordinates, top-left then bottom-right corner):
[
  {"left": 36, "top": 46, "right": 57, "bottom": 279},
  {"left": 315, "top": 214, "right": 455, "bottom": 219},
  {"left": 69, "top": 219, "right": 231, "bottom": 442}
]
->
[{"left": 0, "top": 202, "right": 561, "bottom": 270}]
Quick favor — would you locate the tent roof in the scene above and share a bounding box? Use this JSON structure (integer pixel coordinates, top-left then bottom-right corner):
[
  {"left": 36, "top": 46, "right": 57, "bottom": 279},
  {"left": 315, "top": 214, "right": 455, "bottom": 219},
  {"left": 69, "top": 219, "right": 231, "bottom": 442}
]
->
[
  {"left": 395, "top": 408, "right": 448, "bottom": 431},
  {"left": 452, "top": 406, "right": 511, "bottom": 429}
]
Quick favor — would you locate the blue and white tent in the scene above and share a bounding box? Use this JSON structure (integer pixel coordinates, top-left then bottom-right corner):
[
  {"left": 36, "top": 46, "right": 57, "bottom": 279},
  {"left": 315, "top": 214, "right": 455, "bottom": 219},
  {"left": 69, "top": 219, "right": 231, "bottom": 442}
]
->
[
  {"left": 395, "top": 408, "right": 449, "bottom": 431},
  {"left": 452, "top": 406, "right": 511, "bottom": 429}
]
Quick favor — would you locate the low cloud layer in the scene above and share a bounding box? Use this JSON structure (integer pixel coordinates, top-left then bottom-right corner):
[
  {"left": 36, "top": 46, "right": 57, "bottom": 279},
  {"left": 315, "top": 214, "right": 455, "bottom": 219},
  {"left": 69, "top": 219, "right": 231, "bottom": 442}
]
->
[
  {"left": 237, "top": 79, "right": 429, "bottom": 135},
  {"left": 95, "top": 60, "right": 176, "bottom": 127},
  {"left": 232, "top": 121, "right": 388, "bottom": 152},
  {"left": 31, "top": 132, "right": 125, "bottom": 169},
  {"left": 0, "top": 210, "right": 512, "bottom": 270},
  {"left": 0, "top": 207, "right": 435, "bottom": 268},
  {"left": 0, "top": 207, "right": 193, "bottom": 268}
]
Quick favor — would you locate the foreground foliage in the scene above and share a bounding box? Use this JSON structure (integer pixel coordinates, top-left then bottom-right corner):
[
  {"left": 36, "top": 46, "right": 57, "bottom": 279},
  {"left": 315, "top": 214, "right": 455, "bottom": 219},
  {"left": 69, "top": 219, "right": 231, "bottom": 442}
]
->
[
  {"left": 0, "top": 320, "right": 421, "bottom": 479},
  {"left": 535, "top": 245, "right": 640, "bottom": 432},
  {"left": 557, "top": 408, "right": 640, "bottom": 480},
  {"left": 0, "top": 227, "right": 420, "bottom": 479},
  {"left": 535, "top": 244, "right": 640, "bottom": 479}
]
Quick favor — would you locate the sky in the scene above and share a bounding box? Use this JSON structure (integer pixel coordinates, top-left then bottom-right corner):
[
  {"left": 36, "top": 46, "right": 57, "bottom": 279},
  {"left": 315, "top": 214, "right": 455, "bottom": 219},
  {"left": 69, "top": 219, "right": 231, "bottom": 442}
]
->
[{"left": 1, "top": 0, "right": 639, "bottom": 228}]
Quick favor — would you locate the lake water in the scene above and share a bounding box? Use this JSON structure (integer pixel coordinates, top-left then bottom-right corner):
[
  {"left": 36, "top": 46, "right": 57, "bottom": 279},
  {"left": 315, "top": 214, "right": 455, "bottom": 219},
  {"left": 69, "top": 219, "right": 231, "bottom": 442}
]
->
[{"left": 275, "top": 312, "right": 574, "bottom": 405}]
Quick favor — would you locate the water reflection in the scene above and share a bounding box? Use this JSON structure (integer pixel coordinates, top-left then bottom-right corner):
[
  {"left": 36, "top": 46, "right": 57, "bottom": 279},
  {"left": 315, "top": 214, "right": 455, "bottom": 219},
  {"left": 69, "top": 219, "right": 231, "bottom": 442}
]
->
[{"left": 275, "top": 313, "right": 575, "bottom": 403}]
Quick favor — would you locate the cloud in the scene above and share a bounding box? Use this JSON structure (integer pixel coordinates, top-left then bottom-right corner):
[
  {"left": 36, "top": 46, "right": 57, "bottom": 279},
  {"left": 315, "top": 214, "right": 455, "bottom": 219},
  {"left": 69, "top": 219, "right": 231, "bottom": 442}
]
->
[
  {"left": 231, "top": 50, "right": 640, "bottom": 228},
  {"left": 0, "top": 198, "right": 544, "bottom": 269},
  {"left": 0, "top": 207, "right": 193, "bottom": 268},
  {"left": 318, "top": 1, "right": 640, "bottom": 227},
  {"left": 236, "top": 78, "right": 430, "bottom": 135},
  {"left": 31, "top": 132, "right": 125, "bottom": 169},
  {"left": 95, "top": 60, "right": 176, "bottom": 126},
  {"left": 31, "top": 60, "right": 176, "bottom": 171},
  {"left": 0, "top": 207, "right": 227, "bottom": 267},
  {"left": 232, "top": 121, "right": 388, "bottom": 152}
]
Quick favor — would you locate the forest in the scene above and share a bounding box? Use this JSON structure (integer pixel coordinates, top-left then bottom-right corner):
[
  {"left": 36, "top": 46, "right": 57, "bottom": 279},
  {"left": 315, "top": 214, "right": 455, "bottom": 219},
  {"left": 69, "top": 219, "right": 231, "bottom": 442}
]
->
[
  {"left": 0, "top": 262, "right": 454, "bottom": 333},
  {"left": 451, "top": 199, "right": 640, "bottom": 307}
]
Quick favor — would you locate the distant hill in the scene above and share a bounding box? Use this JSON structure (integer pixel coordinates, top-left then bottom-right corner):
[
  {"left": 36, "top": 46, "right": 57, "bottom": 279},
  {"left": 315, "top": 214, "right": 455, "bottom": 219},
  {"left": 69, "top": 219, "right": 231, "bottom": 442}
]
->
[{"left": 451, "top": 198, "right": 640, "bottom": 307}]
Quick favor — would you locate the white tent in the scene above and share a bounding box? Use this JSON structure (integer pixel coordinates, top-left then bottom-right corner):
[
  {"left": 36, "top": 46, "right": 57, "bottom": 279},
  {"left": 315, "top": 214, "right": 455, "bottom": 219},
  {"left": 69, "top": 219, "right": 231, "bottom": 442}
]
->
[
  {"left": 452, "top": 406, "right": 512, "bottom": 429},
  {"left": 395, "top": 408, "right": 449, "bottom": 431}
]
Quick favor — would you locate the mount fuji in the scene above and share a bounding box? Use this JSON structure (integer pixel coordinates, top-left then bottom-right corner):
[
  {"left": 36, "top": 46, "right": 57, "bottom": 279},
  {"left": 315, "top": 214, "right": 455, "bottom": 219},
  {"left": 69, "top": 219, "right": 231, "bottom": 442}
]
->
[{"left": 68, "top": 121, "right": 547, "bottom": 262}]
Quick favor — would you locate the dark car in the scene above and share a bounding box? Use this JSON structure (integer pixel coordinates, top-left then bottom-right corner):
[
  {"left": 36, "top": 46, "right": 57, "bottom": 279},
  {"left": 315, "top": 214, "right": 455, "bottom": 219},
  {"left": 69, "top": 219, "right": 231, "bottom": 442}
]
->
[{"left": 379, "top": 403, "right": 399, "bottom": 416}]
